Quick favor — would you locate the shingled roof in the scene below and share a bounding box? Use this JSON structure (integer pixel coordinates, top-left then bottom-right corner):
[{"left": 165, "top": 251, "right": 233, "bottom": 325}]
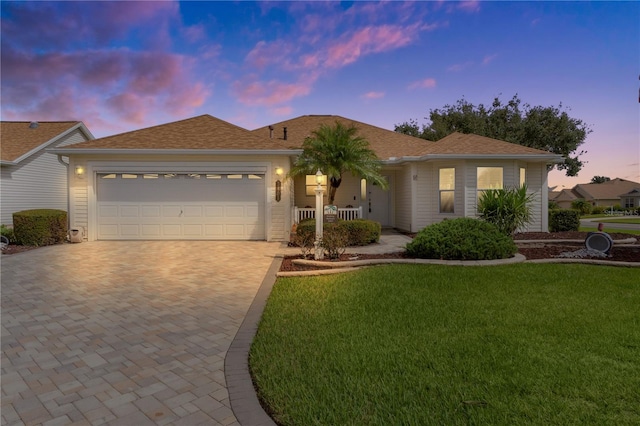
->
[
  {"left": 1, "top": 121, "right": 83, "bottom": 162},
  {"left": 56, "top": 115, "right": 295, "bottom": 152},
  {"left": 252, "top": 116, "right": 560, "bottom": 162},
  {"left": 573, "top": 178, "right": 640, "bottom": 201},
  {"left": 251, "top": 115, "right": 434, "bottom": 160},
  {"left": 429, "top": 132, "right": 560, "bottom": 157}
]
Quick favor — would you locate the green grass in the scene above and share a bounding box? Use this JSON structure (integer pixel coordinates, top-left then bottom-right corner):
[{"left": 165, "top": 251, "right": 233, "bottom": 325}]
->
[
  {"left": 250, "top": 264, "right": 640, "bottom": 425},
  {"left": 598, "top": 218, "right": 640, "bottom": 224},
  {"left": 580, "top": 226, "right": 640, "bottom": 235}
]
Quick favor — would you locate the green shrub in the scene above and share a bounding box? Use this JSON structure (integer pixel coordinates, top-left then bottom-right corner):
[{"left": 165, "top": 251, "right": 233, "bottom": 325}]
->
[
  {"left": 339, "top": 219, "right": 381, "bottom": 245},
  {"left": 549, "top": 209, "right": 580, "bottom": 232},
  {"left": 295, "top": 219, "right": 381, "bottom": 247},
  {"left": 477, "top": 185, "right": 534, "bottom": 235},
  {"left": 320, "top": 226, "right": 349, "bottom": 259},
  {"left": 1, "top": 224, "right": 15, "bottom": 243},
  {"left": 571, "top": 198, "right": 592, "bottom": 215},
  {"left": 591, "top": 206, "right": 605, "bottom": 215},
  {"left": 405, "top": 218, "right": 517, "bottom": 260},
  {"left": 548, "top": 200, "right": 559, "bottom": 210},
  {"left": 12, "top": 209, "right": 67, "bottom": 246}
]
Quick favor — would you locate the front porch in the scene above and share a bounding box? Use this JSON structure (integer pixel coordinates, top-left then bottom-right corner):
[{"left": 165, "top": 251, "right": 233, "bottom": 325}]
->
[{"left": 293, "top": 206, "right": 363, "bottom": 223}]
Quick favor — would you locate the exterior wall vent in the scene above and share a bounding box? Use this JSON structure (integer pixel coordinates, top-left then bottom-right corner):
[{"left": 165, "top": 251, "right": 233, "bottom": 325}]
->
[{"left": 29, "top": 121, "right": 39, "bottom": 129}]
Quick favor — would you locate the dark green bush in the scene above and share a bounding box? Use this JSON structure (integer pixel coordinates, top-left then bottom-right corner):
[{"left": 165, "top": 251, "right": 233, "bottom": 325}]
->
[
  {"left": 295, "top": 219, "right": 381, "bottom": 247},
  {"left": 405, "top": 218, "right": 517, "bottom": 260},
  {"left": 13, "top": 209, "right": 67, "bottom": 246},
  {"left": 571, "top": 198, "right": 592, "bottom": 215},
  {"left": 549, "top": 209, "right": 580, "bottom": 232},
  {"left": 591, "top": 206, "right": 605, "bottom": 215}
]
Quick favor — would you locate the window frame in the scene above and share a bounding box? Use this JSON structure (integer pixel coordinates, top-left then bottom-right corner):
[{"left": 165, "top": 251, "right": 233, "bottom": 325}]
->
[{"left": 438, "top": 167, "right": 455, "bottom": 214}]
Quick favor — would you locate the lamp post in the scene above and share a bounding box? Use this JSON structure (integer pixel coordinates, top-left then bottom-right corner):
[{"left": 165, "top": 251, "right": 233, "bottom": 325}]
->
[{"left": 314, "top": 169, "right": 324, "bottom": 260}]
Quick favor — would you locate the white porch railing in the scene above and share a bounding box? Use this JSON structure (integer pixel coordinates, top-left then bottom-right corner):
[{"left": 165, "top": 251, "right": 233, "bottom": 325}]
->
[{"left": 293, "top": 206, "right": 363, "bottom": 223}]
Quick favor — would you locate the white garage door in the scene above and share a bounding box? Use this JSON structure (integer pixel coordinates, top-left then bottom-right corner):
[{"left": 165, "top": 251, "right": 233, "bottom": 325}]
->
[{"left": 96, "top": 172, "right": 265, "bottom": 240}]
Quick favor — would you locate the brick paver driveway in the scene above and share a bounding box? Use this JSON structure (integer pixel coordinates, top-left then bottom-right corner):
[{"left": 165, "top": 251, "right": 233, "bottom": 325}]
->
[{"left": 1, "top": 240, "right": 280, "bottom": 425}]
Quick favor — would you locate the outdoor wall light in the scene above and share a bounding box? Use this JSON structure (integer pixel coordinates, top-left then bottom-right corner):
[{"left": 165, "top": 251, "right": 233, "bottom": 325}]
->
[
  {"left": 275, "top": 166, "right": 284, "bottom": 176},
  {"left": 75, "top": 165, "right": 85, "bottom": 176}
]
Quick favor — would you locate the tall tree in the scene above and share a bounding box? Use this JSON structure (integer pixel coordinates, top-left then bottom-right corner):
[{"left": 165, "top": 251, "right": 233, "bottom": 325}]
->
[
  {"left": 288, "top": 121, "right": 388, "bottom": 205},
  {"left": 591, "top": 176, "right": 611, "bottom": 184},
  {"left": 395, "top": 95, "right": 591, "bottom": 176}
]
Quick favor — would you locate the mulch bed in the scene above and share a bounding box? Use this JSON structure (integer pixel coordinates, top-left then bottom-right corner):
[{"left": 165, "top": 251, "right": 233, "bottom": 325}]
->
[{"left": 281, "top": 231, "right": 639, "bottom": 272}]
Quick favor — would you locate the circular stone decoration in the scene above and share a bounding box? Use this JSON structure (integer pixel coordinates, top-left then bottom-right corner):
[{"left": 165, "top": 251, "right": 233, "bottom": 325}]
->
[{"left": 585, "top": 232, "right": 613, "bottom": 254}]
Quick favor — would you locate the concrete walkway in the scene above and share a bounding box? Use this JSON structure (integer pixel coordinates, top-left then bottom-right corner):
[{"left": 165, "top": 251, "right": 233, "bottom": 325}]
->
[{"left": 1, "top": 241, "right": 279, "bottom": 426}]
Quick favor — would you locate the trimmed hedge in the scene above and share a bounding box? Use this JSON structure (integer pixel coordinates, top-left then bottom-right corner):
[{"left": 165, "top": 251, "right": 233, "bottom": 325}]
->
[
  {"left": 296, "top": 219, "right": 381, "bottom": 247},
  {"left": 406, "top": 218, "right": 517, "bottom": 260},
  {"left": 13, "top": 209, "right": 67, "bottom": 246},
  {"left": 549, "top": 209, "right": 580, "bottom": 232}
]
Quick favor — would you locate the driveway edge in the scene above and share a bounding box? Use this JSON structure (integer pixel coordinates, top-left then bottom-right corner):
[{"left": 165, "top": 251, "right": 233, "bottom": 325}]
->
[{"left": 225, "top": 255, "right": 281, "bottom": 426}]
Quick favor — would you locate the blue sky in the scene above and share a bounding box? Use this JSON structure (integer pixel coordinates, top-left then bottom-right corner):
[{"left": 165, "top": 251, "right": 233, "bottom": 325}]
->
[{"left": 1, "top": 1, "right": 638, "bottom": 189}]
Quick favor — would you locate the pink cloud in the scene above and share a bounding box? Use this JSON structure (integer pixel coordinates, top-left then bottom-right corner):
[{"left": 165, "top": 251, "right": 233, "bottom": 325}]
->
[
  {"left": 409, "top": 78, "right": 437, "bottom": 90},
  {"left": 362, "top": 91, "right": 385, "bottom": 99},
  {"left": 271, "top": 106, "right": 293, "bottom": 116},
  {"left": 482, "top": 54, "right": 498, "bottom": 65},
  {"left": 326, "top": 25, "right": 416, "bottom": 68},
  {"left": 232, "top": 78, "right": 314, "bottom": 106},
  {"left": 447, "top": 61, "right": 474, "bottom": 72},
  {"left": 456, "top": 1, "right": 481, "bottom": 13}
]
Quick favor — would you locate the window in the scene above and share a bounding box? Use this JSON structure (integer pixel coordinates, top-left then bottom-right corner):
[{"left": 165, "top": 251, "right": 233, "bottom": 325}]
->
[
  {"left": 143, "top": 174, "right": 159, "bottom": 179},
  {"left": 248, "top": 174, "right": 263, "bottom": 180},
  {"left": 519, "top": 167, "right": 526, "bottom": 187},
  {"left": 305, "top": 174, "right": 327, "bottom": 196},
  {"left": 227, "top": 174, "right": 242, "bottom": 179},
  {"left": 477, "top": 167, "right": 503, "bottom": 202},
  {"left": 439, "top": 168, "right": 455, "bottom": 213},
  {"left": 122, "top": 173, "right": 138, "bottom": 179},
  {"left": 623, "top": 198, "right": 635, "bottom": 208}
]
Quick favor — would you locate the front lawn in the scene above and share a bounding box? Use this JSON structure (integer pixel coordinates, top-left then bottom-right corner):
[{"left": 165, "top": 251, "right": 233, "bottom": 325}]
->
[{"left": 250, "top": 264, "right": 640, "bottom": 425}]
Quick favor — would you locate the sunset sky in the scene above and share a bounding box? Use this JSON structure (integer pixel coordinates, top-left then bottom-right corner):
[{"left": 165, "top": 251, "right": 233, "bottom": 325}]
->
[{"left": 1, "top": 1, "right": 638, "bottom": 189}]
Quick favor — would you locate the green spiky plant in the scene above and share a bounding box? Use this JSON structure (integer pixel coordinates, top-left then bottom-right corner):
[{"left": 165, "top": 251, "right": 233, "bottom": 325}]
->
[{"left": 477, "top": 185, "right": 534, "bottom": 235}]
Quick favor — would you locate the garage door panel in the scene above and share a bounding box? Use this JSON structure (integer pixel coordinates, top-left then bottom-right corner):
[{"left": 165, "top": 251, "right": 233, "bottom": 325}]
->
[
  {"left": 142, "top": 206, "right": 161, "bottom": 217},
  {"left": 96, "top": 172, "right": 265, "bottom": 240},
  {"left": 141, "top": 224, "right": 162, "bottom": 237},
  {"left": 205, "top": 206, "right": 224, "bottom": 217}
]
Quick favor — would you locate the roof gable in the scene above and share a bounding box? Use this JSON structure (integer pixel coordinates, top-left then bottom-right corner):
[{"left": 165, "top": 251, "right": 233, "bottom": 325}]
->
[
  {"left": 1, "top": 121, "right": 83, "bottom": 162},
  {"left": 59, "top": 115, "right": 291, "bottom": 152},
  {"left": 573, "top": 178, "right": 640, "bottom": 200}
]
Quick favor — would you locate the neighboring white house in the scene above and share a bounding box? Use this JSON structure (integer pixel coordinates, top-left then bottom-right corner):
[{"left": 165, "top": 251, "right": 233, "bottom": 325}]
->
[
  {"left": 51, "top": 114, "right": 562, "bottom": 242},
  {"left": 1, "top": 121, "right": 94, "bottom": 226}
]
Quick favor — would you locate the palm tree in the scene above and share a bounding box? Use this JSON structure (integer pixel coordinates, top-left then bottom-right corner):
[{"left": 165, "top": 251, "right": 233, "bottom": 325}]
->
[{"left": 288, "top": 121, "right": 388, "bottom": 205}]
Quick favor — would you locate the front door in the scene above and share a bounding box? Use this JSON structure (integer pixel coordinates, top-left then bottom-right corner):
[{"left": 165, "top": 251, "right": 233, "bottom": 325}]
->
[{"left": 366, "top": 176, "right": 390, "bottom": 226}]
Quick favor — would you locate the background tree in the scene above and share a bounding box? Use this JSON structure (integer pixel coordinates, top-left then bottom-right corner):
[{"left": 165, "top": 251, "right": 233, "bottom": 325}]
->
[
  {"left": 288, "top": 121, "right": 388, "bottom": 205},
  {"left": 591, "top": 176, "right": 611, "bottom": 184},
  {"left": 395, "top": 95, "right": 591, "bottom": 176}
]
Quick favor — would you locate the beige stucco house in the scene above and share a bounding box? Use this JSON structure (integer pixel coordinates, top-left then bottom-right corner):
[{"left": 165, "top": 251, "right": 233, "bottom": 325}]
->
[{"left": 51, "top": 114, "right": 562, "bottom": 242}]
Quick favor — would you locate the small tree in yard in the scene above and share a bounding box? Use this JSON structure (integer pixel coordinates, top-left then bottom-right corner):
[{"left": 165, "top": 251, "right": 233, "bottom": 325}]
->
[
  {"left": 288, "top": 121, "right": 388, "bottom": 205},
  {"left": 571, "top": 198, "right": 592, "bottom": 215},
  {"left": 477, "top": 185, "right": 534, "bottom": 236}
]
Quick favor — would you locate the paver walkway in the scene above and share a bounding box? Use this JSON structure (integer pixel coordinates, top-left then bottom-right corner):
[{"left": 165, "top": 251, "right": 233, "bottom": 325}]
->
[{"left": 1, "top": 241, "right": 279, "bottom": 426}]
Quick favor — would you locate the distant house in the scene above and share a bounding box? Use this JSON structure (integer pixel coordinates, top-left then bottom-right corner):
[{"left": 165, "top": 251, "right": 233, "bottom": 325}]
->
[
  {"left": 619, "top": 188, "right": 640, "bottom": 209},
  {"left": 51, "top": 114, "right": 562, "bottom": 242},
  {"left": 549, "top": 178, "right": 640, "bottom": 209},
  {"left": 0, "top": 121, "right": 94, "bottom": 225}
]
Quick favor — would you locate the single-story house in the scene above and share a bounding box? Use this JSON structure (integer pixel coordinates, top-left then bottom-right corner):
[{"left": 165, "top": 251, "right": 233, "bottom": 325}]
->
[
  {"left": 1, "top": 121, "right": 94, "bottom": 226},
  {"left": 619, "top": 188, "right": 640, "bottom": 209},
  {"left": 550, "top": 178, "right": 640, "bottom": 209},
  {"left": 51, "top": 114, "right": 562, "bottom": 242}
]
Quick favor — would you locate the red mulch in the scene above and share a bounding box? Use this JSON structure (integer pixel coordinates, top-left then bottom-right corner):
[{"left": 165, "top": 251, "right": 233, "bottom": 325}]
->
[{"left": 281, "top": 231, "right": 639, "bottom": 272}]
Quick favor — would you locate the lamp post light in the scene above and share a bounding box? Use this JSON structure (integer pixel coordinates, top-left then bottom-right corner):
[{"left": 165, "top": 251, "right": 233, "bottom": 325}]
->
[{"left": 314, "top": 169, "right": 324, "bottom": 260}]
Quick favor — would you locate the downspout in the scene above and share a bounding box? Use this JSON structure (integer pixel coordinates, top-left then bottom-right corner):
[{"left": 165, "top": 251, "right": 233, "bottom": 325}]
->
[{"left": 57, "top": 155, "right": 72, "bottom": 235}]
